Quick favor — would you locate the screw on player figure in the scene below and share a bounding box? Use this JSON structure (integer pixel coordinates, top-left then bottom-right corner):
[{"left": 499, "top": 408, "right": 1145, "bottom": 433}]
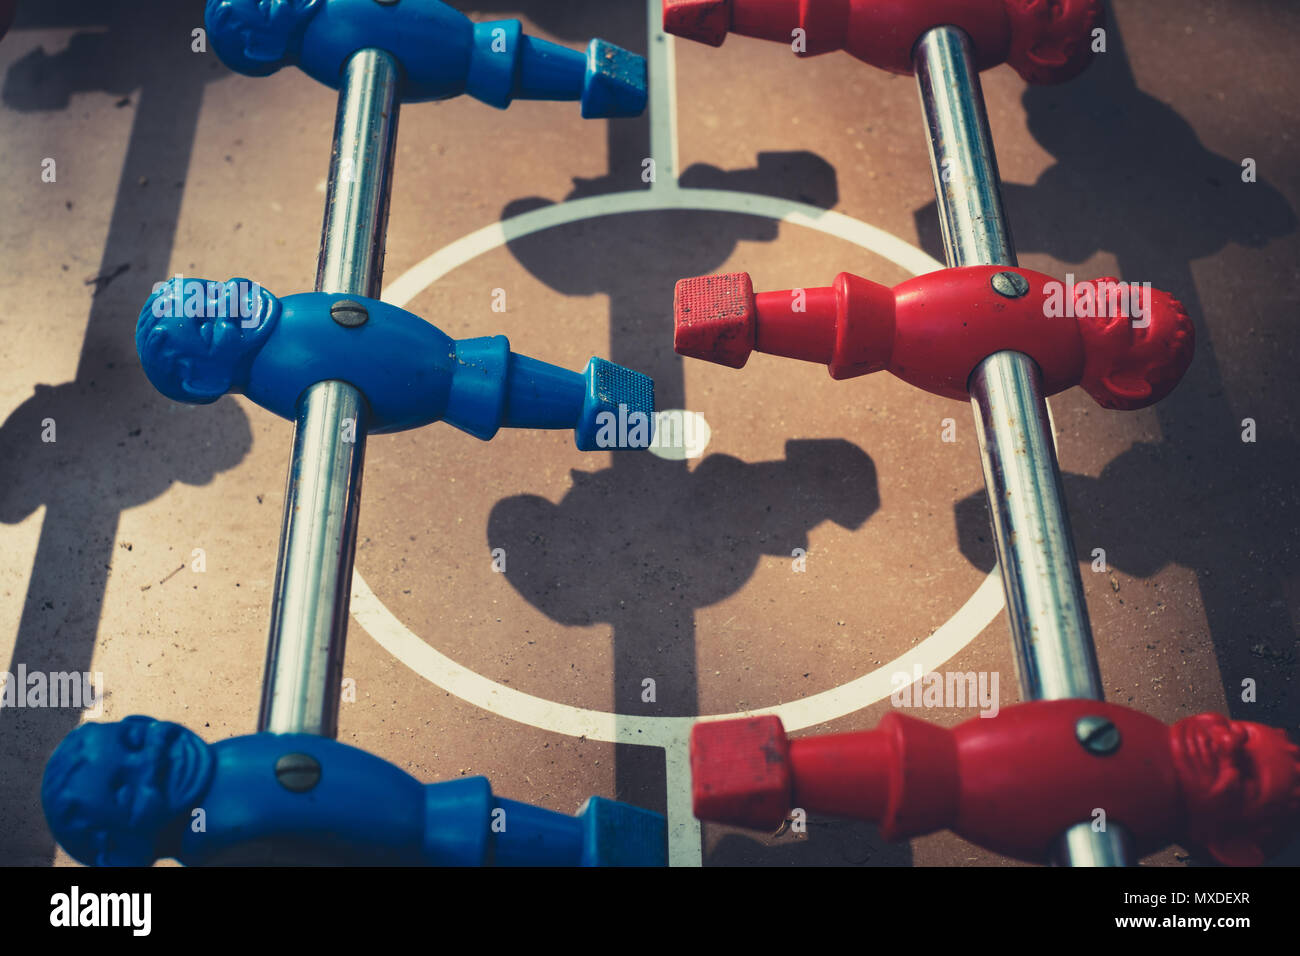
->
[
  {"left": 137, "top": 277, "right": 654, "bottom": 449},
  {"left": 691, "top": 704, "right": 1300, "bottom": 865},
  {"left": 205, "top": 0, "right": 647, "bottom": 116},
  {"left": 673, "top": 267, "right": 1193, "bottom": 411},
  {"left": 42, "top": 716, "right": 666, "bottom": 866}
]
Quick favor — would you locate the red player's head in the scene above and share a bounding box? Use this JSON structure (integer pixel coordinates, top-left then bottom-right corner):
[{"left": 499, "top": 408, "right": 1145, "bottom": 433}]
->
[
  {"left": 1002, "top": 0, "right": 1104, "bottom": 85},
  {"left": 1075, "top": 277, "right": 1194, "bottom": 410},
  {"left": 1171, "top": 713, "right": 1300, "bottom": 865}
]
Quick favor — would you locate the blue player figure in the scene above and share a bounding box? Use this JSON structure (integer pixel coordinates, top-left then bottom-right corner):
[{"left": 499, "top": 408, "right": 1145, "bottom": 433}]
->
[
  {"left": 136, "top": 276, "right": 654, "bottom": 448},
  {"left": 204, "top": 0, "right": 647, "bottom": 116},
  {"left": 42, "top": 716, "right": 667, "bottom": 866}
]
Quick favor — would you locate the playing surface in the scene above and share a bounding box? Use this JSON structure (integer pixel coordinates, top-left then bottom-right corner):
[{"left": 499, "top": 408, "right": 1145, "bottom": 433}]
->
[{"left": 1, "top": 0, "right": 1297, "bottom": 866}]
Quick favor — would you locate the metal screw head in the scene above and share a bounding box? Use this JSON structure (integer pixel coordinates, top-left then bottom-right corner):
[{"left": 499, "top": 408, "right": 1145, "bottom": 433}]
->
[
  {"left": 330, "top": 299, "right": 369, "bottom": 327},
  {"left": 990, "top": 271, "right": 1030, "bottom": 298},
  {"left": 275, "top": 752, "right": 322, "bottom": 792},
  {"left": 1075, "top": 715, "right": 1121, "bottom": 756}
]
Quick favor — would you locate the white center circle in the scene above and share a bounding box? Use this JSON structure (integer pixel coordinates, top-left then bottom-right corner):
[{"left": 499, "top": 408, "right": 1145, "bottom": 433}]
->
[
  {"left": 362, "top": 185, "right": 1003, "bottom": 737},
  {"left": 349, "top": 186, "right": 1012, "bottom": 864},
  {"left": 350, "top": 2, "right": 1027, "bottom": 865}
]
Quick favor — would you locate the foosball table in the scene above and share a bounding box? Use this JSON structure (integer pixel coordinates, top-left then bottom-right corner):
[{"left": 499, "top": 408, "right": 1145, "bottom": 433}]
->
[{"left": 15, "top": 0, "right": 1297, "bottom": 869}]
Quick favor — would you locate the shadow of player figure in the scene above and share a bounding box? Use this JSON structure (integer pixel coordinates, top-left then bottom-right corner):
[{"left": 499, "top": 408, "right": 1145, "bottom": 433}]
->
[
  {"left": 489, "top": 437, "right": 879, "bottom": 700},
  {"left": 489, "top": 436, "right": 883, "bottom": 855},
  {"left": 461, "top": 0, "right": 905, "bottom": 867},
  {"left": 915, "top": 2, "right": 1300, "bottom": 736},
  {"left": 0, "top": 0, "right": 250, "bottom": 865},
  {"left": 490, "top": 437, "right": 896, "bottom": 867},
  {"left": 498, "top": 145, "right": 901, "bottom": 867},
  {"left": 3, "top": 24, "right": 136, "bottom": 109},
  {"left": 503, "top": 149, "right": 839, "bottom": 408},
  {"left": 955, "top": 434, "right": 1300, "bottom": 709}
]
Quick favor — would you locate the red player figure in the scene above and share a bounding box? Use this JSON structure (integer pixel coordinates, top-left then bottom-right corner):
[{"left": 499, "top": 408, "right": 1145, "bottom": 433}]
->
[
  {"left": 691, "top": 702, "right": 1300, "bottom": 865},
  {"left": 674, "top": 267, "right": 1194, "bottom": 410},
  {"left": 663, "top": 0, "right": 1104, "bottom": 85}
]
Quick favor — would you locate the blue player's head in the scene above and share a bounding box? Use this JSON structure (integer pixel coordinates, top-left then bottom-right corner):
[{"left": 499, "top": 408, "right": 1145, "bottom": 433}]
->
[
  {"left": 42, "top": 716, "right": 216, "bottom": 866},
  {"left": 137, "top": 276, "right": 280, "bottom": 404},
  {"left": 206, "top": 0, "right": 321, "bottom": 76}
]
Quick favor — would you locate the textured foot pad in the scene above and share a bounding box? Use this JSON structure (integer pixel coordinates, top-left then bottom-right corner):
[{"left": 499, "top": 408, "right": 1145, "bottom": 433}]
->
[
  {"left": 663, "top": 0, "right": 732, "bottom": 46},
  {"left": 582, "top": 40, "right": 648, "bottom": 118},
  {"left": 577, "top": 357, "right": 655, "bottom": 451},
  {"left": 578, "top": 796, "right": 667, "bottom": 866},
  {"left": 691, "top": 716, "right": 793, "bottom": 829},
  {"left": 674, "top": 272, "right": 757, "bottom": 369}
]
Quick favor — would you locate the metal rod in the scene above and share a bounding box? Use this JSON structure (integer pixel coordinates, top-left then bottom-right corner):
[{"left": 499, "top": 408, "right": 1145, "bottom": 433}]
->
[
  {"left": 1056, "top": 821, "right": 1132, "bottom": 867},
  {"left": 913, "top": 26, "right": 1133, "bottom": 865},
  {"left": 259, "top": 49, "right": 401, "bottom": 736},
  {"left": 968, "top": 357, "right": 1103, "bottom": 700}
]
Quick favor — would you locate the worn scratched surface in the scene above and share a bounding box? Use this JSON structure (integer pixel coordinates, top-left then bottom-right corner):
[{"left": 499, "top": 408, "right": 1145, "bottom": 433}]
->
[{"left": 0, "top": 0, "right": 1297, "bottom": 867}]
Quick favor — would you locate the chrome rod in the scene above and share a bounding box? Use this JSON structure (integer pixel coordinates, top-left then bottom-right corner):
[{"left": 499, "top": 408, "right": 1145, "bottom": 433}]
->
[
  {"left": 259, "top": 381, "right": 368, "bottom": 736},
  {"left": 1056, "top": 821, "right": 1135, "bottom": 868},
  {"left": 315, "top": 49, "right": 401, "bottom": 297},
  {"left": 914, "top": 26, "right": 1130, "bottom": 865},
  {"left": 259, "top": 49, "right": 401, "bottom": 736},
  {"left": 968, "top": 355, "right": 1103, "bottom": 701}
]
